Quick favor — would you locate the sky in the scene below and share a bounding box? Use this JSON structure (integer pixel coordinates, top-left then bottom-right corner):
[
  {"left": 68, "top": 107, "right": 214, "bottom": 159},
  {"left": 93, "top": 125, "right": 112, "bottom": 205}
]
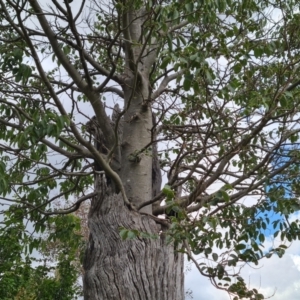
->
[
  {"left": 186, "top": 242, "right": 300, "bottom": 300},
  {"left": 186, "top": 212, "right": 300, "bottom": 299},
  {"left": 183, "top": 146, "right": 300, "bottom": 299}
]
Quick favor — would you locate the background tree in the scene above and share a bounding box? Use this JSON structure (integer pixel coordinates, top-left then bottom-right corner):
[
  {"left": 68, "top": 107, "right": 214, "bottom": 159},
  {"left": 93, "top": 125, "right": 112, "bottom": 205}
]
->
[
  {"left": 0, "top": 213, "right": 83, "bottom": 299},
  {"left": 1, "top": 0, "right": 300, "bottom": 299}
]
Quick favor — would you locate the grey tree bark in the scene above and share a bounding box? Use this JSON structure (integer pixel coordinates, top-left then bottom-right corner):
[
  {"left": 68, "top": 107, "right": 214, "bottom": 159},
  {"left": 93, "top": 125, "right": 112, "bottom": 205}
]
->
[
  {"left": 82, "top": 4, "right": 184, "bottom": 299},
  {"left": 83, "top": 86, "right": 184, "bottom": 298},
  {"left": 83, "top": 178, "right": 184, "bottom": 300}
]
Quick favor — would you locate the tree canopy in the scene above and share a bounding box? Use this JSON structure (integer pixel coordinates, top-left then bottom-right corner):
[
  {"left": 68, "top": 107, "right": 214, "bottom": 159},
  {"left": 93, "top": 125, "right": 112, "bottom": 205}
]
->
[{"left": 1, "top": 0, "right": 300, "bottom": 299}]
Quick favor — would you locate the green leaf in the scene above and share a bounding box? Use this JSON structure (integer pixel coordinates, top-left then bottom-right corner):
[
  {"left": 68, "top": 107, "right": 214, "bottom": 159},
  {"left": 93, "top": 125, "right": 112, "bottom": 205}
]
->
[
  {"left": 162, "top": 185, "right": 175, "bottom": 199},
  {"left": 160, "top": 57, "right": 171, "bottom": 69},
  {"left": 127, "top": 230, "right": 138, "bottom": 239},
  {"left": 167, "top": 34, "right": 173, "bottom": 50},
  {"left": 212, "top": 253, "right": 218, "bottom": 261},
  {"left": 233, "top": 63, "right": 242, "bottom": 74},
  {"left": 183, "top": 73, "right": 193, "bottom": 91},
  {"left": 63, "top": 45, "right": 71, "bottom": 55},
  {"left": 221, "top": 190, "right": 230, "bottom": 202},
  {"left": 119, "top": 228, "right": 128, "bottom": 240},
  {"left": 235, "top": 244, "right": 246, "bottom": 251}
]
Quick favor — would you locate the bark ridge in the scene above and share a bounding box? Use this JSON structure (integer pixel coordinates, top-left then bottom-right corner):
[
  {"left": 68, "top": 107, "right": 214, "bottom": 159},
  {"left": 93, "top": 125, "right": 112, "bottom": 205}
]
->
[{"left": 83, "top": 178, "right": 184, "bottom": 300}]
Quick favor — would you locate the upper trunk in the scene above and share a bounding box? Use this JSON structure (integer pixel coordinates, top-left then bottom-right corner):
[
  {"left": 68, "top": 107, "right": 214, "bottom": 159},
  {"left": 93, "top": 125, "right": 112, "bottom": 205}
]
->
[{"left": 119, "top": 76, "right": 153, "bottom": 213}]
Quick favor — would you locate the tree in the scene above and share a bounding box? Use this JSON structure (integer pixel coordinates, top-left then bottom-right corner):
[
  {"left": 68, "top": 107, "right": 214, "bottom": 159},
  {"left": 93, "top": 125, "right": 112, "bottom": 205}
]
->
[
  {"left": 1, "top": 0, "right": 300, "bottom": 299},
  {"left": 0, "top": 213, "right": 83, "bottom": 299}
]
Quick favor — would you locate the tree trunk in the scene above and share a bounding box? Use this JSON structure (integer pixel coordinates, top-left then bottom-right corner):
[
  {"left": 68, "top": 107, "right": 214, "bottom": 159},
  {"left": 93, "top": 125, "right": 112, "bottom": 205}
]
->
[
  {"left": 83, "top": 177, "right": 184, "bottom": 300},
  {"left": 83, "top": 7, "right": 184, "bottom": 297},
  {"left": 119, "top": 78, "right": 153, "bottom": 214}
]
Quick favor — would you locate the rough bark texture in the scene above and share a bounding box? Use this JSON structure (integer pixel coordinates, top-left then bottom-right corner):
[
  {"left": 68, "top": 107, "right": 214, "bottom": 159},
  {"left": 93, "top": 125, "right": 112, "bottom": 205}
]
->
[
  {"left": 83, "top": 5, "right": 185, "bottom": 298},
  {"left": 83, "top": 177, "right": 184, "bottom": 300}
]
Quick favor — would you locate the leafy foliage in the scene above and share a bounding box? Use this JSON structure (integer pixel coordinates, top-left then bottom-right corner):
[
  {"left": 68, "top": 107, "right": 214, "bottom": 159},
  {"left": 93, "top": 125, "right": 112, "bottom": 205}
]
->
[
  {"left": 0, "top": 212, "right": 83, "bottom": 299},
  {"left": 1, "top": 0, "right": 300, "bottom": 299}
]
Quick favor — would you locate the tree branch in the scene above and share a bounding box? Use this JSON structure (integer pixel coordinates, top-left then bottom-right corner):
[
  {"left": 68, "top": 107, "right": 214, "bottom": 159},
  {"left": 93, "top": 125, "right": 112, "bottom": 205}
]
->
[{"left": 152, "top": 70, "right": 185, "bottom": 100}]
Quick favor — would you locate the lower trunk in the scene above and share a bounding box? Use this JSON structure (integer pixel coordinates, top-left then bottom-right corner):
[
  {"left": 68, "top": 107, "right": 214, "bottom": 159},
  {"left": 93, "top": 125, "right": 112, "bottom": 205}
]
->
[{"left": 83, "top": 177, "right": 184, "bottom": 300}]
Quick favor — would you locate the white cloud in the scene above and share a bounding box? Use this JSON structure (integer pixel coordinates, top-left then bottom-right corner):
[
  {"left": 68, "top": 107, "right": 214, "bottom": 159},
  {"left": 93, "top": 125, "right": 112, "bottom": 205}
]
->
[
  {"left": 185, "top": 265, "right": 229, "bottom": 300},
  {"left": 186, "top": 240, "right": 300, "bottom": 300},
  {"left": 290, "top": 254, "right": 300, "bottom": 272}
]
